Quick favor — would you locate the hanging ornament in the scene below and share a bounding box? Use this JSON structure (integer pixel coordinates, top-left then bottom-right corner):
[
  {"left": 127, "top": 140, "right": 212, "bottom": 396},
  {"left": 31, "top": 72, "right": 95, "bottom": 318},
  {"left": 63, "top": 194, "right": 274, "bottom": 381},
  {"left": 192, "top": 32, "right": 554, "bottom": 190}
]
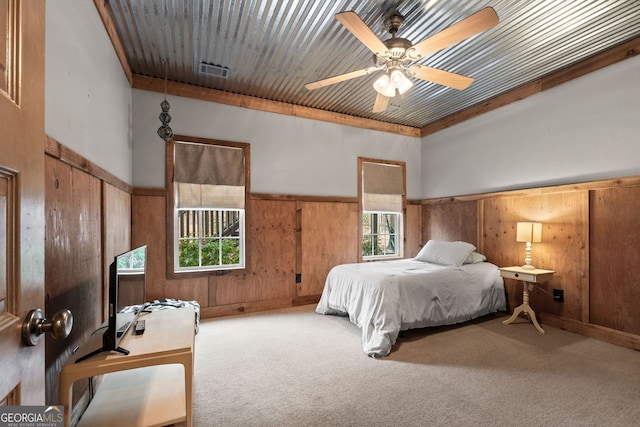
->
[
  {"left": 157, "top": 98, "right": 173, "bottom": 141},
  {"left": 157, "top": 60, "right": 174, "bottom": 141}
]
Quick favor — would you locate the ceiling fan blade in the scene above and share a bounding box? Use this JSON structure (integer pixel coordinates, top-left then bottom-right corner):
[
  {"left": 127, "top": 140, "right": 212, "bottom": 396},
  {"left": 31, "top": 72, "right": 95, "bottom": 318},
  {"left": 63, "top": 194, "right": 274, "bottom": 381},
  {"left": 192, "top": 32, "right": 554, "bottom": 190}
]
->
[
  {"left": 410, "top": 7, "right": 499, "bottom": 59},
  {"left": 305, "top": 67, "right": 379, "bottom": 90},
  {"left": 335, "top": 11, "right": 389, "bottom": 56},
  {"left": 409, "top": 65, "right": 474, "bottom": 90},
  {"left": 372, "top": 93, "right": 389, "bottom": 113}
]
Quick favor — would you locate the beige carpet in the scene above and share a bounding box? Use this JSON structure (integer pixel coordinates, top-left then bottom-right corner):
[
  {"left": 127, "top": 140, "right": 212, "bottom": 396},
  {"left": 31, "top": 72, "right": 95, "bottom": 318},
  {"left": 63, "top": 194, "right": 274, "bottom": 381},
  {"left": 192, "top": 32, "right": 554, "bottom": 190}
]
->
[{"left": 176, "top": 305, "right": 640, "bottom": 427}]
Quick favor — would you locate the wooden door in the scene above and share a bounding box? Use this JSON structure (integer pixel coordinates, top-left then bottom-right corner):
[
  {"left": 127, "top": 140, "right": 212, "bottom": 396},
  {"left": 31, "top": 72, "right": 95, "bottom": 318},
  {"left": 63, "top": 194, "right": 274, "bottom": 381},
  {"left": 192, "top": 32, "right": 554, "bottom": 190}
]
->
[{"left": 0, "top": 0, "right": 46, "bottom": 405}]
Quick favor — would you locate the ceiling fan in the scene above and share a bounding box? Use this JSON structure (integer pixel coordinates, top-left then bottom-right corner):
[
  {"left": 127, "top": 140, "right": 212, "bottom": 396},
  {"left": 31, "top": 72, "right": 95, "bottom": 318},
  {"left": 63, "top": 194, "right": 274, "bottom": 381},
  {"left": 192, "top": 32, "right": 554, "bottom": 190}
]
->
[{"left": 305, "top": 7, "right": 499, "bottom": 113}]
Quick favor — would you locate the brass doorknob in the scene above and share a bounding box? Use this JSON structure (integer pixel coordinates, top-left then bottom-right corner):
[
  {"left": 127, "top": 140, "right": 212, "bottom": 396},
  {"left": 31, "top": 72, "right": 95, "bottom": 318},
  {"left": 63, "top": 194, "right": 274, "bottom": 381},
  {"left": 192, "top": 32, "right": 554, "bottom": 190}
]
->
[{"left": 21, "top": 308, "right": 73, "bottom": 346}]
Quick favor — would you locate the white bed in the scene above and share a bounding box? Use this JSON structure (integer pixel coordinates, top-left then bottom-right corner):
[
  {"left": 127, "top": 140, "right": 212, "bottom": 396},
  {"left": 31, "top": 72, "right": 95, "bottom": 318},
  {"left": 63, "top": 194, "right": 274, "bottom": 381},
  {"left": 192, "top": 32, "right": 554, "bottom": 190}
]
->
[{"left": 316, "top": 240, "right": 506, "bottom": 357}]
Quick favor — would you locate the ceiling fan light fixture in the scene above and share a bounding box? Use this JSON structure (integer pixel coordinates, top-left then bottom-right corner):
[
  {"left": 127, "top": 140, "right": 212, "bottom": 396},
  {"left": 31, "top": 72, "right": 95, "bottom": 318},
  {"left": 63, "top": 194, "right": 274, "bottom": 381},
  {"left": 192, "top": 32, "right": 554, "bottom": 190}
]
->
[
  {"left": 390, "top": 69, "right": 413, "bottom": 95},
  {"left": 374, "top": 69, "right": 413, "bottom": 97},
  {"left": 373, "top": 73, "right": 395, "bottom": 97}
]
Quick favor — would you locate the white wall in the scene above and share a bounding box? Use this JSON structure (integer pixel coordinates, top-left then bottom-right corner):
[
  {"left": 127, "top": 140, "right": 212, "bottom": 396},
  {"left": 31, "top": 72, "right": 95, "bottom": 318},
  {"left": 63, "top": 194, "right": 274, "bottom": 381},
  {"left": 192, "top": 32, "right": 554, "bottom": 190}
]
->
[
  {"left": 421, "top": 55, "right": 640, "bottom": 199},
  {"left": 45, "top": 2, "right": 132, "bottom": 183},
  {"left": 132, "top": 90, "right": 422, "bottom": 199}
]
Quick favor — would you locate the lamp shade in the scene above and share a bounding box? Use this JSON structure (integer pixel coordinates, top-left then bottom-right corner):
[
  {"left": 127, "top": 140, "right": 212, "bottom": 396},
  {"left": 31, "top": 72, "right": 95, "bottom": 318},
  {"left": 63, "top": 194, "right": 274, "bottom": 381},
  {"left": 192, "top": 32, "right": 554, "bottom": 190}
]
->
[
  {"left": 516, "top": 222, "right": 542, "bottom": 243},
  {"left": 373, "top": 70, "right": 413, "bottom": 97},
  {"left": 373, "top": 74, "right": 395, "bottom": 97},
  {"left": 389, "top": 69, "right": 413, "bottom": 95}
]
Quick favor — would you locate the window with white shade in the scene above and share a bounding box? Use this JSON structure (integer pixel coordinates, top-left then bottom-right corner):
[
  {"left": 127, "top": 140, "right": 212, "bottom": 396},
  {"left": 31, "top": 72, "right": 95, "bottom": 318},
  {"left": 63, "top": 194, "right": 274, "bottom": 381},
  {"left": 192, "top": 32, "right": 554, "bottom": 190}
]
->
[
  {"left": 359, "top": 159, "right": 406, "bottom": 260},
  {"left": 168, "top": 137, "right": 249, "bottom": 274}
]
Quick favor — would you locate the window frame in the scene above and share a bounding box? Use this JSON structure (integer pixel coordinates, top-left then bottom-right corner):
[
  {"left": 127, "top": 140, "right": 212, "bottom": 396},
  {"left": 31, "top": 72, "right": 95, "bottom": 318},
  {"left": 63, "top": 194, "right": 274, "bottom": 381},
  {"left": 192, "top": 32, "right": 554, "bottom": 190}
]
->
[
  {"left": 166, "top": 135, "right": 250, "bottom": 278},
  {"left": 361, "top": 211, "right": 403, "bottom": 260},
  {"left": 358, "top": 157, "right": 406, "bottom": 262}
]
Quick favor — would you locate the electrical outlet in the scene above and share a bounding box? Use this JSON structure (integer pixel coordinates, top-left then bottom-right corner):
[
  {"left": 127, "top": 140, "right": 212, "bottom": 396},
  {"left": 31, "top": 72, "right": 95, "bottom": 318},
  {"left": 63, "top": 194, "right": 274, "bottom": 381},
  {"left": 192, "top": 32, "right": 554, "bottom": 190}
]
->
[{"left": 553, "top": 288, "right": 564, "bottom": 303}]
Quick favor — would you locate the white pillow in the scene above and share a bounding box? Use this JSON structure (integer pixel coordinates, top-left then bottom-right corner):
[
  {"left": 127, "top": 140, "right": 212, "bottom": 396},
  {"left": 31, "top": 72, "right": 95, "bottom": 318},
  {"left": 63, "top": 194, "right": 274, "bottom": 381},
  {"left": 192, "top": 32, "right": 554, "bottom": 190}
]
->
[
  {"left": 415, "top": 240, "right": 476, "bottom": 267},
  {"left": 464, "top": 252, "right": 487, "bottom": 264}
]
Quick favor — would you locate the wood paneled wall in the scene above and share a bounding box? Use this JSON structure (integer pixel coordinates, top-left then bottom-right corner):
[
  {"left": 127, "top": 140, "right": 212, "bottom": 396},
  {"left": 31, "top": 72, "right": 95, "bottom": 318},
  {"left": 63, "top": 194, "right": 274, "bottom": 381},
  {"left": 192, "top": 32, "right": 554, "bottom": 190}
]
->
[
  {"left": 214, "top": 199, "right": 297, "bottom": 306},
  {"left": 102, "top": 183, "right": 132, "bottom": 317},
  {"left": 590, "top": 187, "right": 640, "bottom": 335},
  {"left": 422, "top": 177, "right": 640, "bottom": 351},
  {"left": 132, "top": 192, "right": 423, "bottom": 318},
  {"left": 481, "top": 192, "right": 589, "bottom": 321},
  {"left": 421, "top": 200, "right": 478, "bottom": 247},
  {"left": 44, "top": 156, "right": 102, "bottom": 405},
  {"left": 299, "top": 201, "right": 359, "bottom": 297},
  {"left": 44, "top": 158, "right": 132, "bottom": 413},
  {"left": 44, "top": 138, "right": 132, "bottom": 419},
  {"left": 405, "top": 203, "right": 422, "bottom": 258}
]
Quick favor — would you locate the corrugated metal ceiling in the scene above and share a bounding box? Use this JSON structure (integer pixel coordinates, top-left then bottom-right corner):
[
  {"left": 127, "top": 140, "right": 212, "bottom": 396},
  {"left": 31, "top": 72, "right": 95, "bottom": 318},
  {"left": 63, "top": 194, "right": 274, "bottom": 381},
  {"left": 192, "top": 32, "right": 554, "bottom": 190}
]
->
[{"left": 105, "top": 0, "right": 640, "bottom": 129}]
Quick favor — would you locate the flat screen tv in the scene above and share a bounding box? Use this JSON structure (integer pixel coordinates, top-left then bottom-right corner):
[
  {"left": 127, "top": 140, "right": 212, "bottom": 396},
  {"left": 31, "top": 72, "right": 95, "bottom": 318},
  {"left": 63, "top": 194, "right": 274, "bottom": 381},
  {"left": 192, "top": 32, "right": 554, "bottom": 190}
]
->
[{"left": 76, "top": 245, "right": 147, "bottom": 363}]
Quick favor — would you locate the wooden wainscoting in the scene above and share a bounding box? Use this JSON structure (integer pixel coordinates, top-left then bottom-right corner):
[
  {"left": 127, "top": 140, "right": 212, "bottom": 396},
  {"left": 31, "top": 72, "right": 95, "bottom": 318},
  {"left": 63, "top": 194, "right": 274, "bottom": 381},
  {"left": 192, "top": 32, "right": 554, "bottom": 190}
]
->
[
  {"left": 213, "top": 199, "right": 298, "bottom": 307},
  {"left": 590, "top": 186, "right": 640, "bottom": 336},
  {"left": 132, "top": 191, "right": 423, "bottom": 318},
  {"left": 44, "top": 156, "right": 103, "bottom": 405},
  {"left": 102, "top": 183, "right": 132, "bottom": 318},
  {"left": 405, "top": 202, "right": 422, "bottom": 258},
  {"left": 298, "top": 200, "right": 359, "bottom": 297},
  {"left": 422, "top": 176, "right": 640, "bottom": 351},
  {"left": 480, "top": 191, "right": 589, "bottom": 322},
  {"left": 421, "top": 199, "right": 479, "bottom": 247},
  {"left": 45, "top": 137, "right": 133, "bottom": 420}
]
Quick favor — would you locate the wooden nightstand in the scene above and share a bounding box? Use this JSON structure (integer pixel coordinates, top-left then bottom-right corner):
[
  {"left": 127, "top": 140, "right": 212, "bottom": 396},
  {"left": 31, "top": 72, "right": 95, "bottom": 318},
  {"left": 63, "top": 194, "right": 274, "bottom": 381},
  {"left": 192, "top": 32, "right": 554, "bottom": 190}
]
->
[{"left": 499, "top": 266, "right": 555, "bottom": 334}]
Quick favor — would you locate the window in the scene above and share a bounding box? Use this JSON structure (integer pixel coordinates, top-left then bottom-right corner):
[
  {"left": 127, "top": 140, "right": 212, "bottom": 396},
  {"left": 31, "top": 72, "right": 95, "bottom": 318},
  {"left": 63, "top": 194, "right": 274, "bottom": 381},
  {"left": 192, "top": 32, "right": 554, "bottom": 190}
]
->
[
  {"left": 167, "top": 136, "right": 249, "bottom": 275},
  {"left": 359, "top": 158, "right": 406, "bottom": 260},
  {"left": 176, "top": 209, "right": 243, "bottom": 269},
  {"left": 362, "top": 212, "right": 401, "bottom": 258}
]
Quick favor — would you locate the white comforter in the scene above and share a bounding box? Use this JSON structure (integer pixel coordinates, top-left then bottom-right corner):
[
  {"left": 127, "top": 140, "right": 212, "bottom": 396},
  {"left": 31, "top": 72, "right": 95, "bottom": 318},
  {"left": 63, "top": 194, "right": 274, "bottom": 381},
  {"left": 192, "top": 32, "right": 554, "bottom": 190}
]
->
[{"left": 316, "top": 259, "right": 506, "bottom": 357}]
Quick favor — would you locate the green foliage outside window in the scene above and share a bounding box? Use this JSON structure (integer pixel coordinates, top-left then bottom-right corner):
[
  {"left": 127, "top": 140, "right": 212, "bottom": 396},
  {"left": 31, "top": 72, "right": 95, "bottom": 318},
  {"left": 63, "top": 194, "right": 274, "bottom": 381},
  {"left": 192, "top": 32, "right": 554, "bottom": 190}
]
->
[
  {"left": 116, "top": 246, "right": 146, "bottom": 270},
  {"left": 179, "top": 238, "right": 240, "bottom": 268}
]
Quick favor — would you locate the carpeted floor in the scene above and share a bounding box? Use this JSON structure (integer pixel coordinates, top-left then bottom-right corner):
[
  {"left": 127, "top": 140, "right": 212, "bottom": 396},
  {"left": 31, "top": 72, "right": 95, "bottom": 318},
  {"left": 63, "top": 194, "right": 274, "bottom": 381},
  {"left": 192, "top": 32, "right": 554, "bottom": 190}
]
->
[{"left": 176, "top": 304, "right": 640, "bottom": 427}]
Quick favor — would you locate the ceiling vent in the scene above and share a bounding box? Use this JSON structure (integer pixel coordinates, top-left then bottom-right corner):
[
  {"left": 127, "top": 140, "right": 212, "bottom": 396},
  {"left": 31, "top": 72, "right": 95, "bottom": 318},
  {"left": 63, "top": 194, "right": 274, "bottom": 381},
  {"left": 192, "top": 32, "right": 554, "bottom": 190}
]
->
[{"left": 199, "top": 62, "right": 230, "bottom": 78}]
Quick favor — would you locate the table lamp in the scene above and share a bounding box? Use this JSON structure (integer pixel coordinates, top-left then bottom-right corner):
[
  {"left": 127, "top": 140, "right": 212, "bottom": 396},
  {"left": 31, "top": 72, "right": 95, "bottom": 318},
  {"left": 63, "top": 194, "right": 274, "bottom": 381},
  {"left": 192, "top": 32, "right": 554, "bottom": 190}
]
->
[{"left": 516, "top": 222, "right": 542, "bottom": 270}]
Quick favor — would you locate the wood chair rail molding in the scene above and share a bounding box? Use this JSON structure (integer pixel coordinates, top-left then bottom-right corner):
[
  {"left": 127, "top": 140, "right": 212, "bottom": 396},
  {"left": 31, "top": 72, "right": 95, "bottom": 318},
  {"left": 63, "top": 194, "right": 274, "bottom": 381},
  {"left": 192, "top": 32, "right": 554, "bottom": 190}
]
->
[
  {"left": 420, "top": 174, "right": 640, "bottom": 205},
  {"left": 45, "top": 135, "right": 132, "bottom": 194}
]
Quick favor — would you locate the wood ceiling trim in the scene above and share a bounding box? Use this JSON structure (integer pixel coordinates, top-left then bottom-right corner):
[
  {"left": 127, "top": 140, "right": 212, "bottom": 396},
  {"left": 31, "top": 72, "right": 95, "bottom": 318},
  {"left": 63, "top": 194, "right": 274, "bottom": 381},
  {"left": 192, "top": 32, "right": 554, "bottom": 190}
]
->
[
  {"left": 132, "top": 75, "right": 422, "bottom": 137},
  {"left": 94, "top": 0, "right": 132, "bottom": 85},
  {"left": 95, "top": 1, "right": 418, "bottom": 136},
  {"left": 95, "top": 3, "right": 637, "bottom": 140},
  {"left": 421, "top": 36, "right": 640, "bottom": 137}
]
